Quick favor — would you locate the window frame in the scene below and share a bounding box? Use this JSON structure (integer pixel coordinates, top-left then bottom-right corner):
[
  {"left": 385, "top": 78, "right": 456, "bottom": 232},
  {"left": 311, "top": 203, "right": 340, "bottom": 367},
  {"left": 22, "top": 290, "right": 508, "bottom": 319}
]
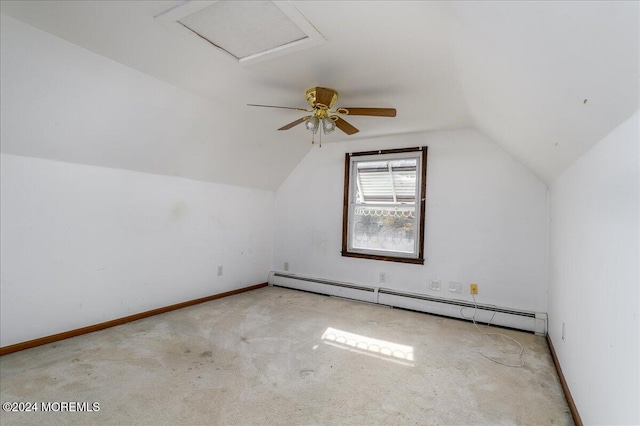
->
[{"left": 341, "top": 146, "right": 428, "bottom": 265}]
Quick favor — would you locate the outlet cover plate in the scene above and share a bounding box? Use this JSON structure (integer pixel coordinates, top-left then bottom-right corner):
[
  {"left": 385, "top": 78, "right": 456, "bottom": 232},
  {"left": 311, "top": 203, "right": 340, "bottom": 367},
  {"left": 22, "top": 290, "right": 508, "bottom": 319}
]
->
[
  {"left": 449, "top": 281, "right": 462, "bottom": 294},
  {"left": 429, "top": 280, "right": 441, "bottom": 291}
]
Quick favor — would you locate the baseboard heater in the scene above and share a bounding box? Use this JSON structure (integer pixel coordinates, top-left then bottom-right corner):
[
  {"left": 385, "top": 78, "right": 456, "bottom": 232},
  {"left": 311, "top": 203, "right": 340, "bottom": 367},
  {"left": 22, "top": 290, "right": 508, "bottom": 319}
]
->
[{"left": 268, "top": 271, "right": 547, "bottom": 335}]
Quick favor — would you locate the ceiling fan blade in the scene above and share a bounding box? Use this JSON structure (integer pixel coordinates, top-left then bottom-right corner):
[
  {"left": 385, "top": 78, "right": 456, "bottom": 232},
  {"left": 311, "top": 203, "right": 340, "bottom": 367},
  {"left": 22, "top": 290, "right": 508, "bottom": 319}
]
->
[
  {"left": 339, "top": 107, "right": 397, "bottom": 117},
  {"left": 278, "top": 116, "right": 310, "bottom": 130},
  {"left": 335, "top": 117, "right": 359, "bottom": 135},
  {"left": 248, "top": 104, "right": 310, "bottom": 112},
  {"left": 315, "top": 87, "right": 336, "bottom": 108}
]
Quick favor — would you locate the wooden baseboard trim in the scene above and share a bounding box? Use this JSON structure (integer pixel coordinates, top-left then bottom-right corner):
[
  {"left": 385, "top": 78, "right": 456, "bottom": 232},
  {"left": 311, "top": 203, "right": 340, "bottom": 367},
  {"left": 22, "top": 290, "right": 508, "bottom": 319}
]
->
[
  {"left": 0, "top": 283, "right": 268, "bottom": 356},
  {"left": 546, "top": 334, "right": 583, "bottom": 426}
]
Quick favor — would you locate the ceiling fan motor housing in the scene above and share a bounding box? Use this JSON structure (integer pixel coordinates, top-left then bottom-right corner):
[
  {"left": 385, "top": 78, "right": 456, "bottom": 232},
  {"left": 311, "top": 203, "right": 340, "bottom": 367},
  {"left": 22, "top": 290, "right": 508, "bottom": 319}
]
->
[{"left": 306, "top": 87, "right": 339, "bottom": 117}]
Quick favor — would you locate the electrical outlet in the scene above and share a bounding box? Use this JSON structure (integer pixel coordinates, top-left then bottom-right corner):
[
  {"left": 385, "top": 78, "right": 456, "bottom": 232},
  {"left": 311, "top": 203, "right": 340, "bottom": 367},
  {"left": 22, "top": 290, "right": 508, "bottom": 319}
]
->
[
  {"left": 429, "top": 280, "right": 441, "bottom": 291},
  {"left": 449, "top": 282, "right": 462, "bottom": 294},
  {"left": 284, "top": 262, "right": 289, "bottom": 271},
  {"left": 217, "top": 266, "right": 223, "bottom": 276},
  {"left": 379, "top": 272, "right": 387, "bottom": 283},
  {"left": 470, "top": 283, "right": 478, "bottom": 295}
]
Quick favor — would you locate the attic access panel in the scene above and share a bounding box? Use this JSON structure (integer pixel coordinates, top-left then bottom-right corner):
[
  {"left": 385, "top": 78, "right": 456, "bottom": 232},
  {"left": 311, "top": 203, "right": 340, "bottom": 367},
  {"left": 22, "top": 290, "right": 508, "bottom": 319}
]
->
[{"left": 155, "top": 1, "right": 325, "bottom": 65}]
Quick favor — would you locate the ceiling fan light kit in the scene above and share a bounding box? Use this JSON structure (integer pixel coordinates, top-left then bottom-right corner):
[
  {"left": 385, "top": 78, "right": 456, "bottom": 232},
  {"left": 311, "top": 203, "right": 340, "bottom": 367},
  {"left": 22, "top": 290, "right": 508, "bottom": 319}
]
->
[
  {"left": 305, "top": 116, "right": 320, "bottom": 133},
  {"left": 248, "top": 87, "right": 397, "bottom": 146},
  {"left": 322, "top": 117, "right": 336, "bottom": 134}
]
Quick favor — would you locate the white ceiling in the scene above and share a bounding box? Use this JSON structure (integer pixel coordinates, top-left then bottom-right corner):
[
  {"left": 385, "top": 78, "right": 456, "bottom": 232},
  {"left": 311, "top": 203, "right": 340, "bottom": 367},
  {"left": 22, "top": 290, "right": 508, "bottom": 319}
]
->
[{"left": 0, "top": 1, "right": 638, "bottom": 189}]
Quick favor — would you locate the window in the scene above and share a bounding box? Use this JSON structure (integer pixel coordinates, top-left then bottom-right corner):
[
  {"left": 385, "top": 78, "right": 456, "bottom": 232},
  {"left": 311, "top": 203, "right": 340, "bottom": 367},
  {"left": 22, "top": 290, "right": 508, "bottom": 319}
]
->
[{"left": 342, "top": 147, "right": 427, "bottom": 264}]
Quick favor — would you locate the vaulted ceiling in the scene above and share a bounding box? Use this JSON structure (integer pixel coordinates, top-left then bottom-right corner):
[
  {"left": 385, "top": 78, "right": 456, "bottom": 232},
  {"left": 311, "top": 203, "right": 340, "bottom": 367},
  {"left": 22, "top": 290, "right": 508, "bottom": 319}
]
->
[{"left": 1, "top": 1, "right": 638, "bottom": 190}]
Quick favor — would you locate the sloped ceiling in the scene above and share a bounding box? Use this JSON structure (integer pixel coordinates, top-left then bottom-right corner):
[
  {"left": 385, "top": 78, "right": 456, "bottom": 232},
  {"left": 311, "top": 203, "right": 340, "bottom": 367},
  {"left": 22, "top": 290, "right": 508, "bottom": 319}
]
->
[
  {"left": 447, "top": 1, "right": 639, "bottom": 184},
  {"left": 0, "top": 1, "right": 638, "bottom": 190}
]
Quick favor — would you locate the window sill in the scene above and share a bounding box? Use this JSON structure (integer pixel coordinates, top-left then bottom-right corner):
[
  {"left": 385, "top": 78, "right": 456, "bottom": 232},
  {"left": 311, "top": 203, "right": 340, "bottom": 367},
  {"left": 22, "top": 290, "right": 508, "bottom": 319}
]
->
[{"left": 341, "top": 251, "right": 424, "bottom": 265}]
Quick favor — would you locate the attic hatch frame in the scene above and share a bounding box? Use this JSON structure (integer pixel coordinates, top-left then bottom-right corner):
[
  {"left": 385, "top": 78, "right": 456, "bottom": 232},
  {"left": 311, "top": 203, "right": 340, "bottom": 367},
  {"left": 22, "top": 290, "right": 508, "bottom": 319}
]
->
[{"left": 154, "top": 0, "right": 325, "bottom": 66}]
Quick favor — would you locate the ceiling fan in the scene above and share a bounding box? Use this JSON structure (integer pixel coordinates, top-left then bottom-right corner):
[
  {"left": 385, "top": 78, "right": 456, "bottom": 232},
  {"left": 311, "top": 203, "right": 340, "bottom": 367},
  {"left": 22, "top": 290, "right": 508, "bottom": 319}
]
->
[{"left": 248, "top": 87, "right": 396, "bottom": 142}]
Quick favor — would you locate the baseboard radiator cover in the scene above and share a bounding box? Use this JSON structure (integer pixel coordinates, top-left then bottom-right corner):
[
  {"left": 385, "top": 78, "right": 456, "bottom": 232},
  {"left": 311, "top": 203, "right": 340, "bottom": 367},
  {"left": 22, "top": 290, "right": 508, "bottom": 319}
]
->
[{"left": 269, "top": 271, "right": 547, "bottom": 335}]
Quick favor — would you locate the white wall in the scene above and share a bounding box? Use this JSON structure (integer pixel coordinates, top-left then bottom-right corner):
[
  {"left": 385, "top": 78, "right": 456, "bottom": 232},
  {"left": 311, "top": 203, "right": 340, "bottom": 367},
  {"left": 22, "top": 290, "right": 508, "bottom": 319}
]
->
[
  {"left": 273, "top": 129, "right": 548, "bottom": 313},
  {"left": 0, "top": 153, "right": 274, "bottom": 347},
  {"left": 0, "top": 14, "right": 309, "bottom": 192},
  {"left": 0, "top": 15, "right": 276, "bottom": 348},
  {"left": 548, "top": 111, "right": 639, "bottom": 424}
]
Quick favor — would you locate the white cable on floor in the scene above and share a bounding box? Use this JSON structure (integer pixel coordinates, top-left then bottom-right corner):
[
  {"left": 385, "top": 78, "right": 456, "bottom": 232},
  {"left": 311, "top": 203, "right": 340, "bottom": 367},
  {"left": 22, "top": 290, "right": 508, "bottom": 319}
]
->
[{"left": 460, "top": 295, "right": 525, "bottom": 368}]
